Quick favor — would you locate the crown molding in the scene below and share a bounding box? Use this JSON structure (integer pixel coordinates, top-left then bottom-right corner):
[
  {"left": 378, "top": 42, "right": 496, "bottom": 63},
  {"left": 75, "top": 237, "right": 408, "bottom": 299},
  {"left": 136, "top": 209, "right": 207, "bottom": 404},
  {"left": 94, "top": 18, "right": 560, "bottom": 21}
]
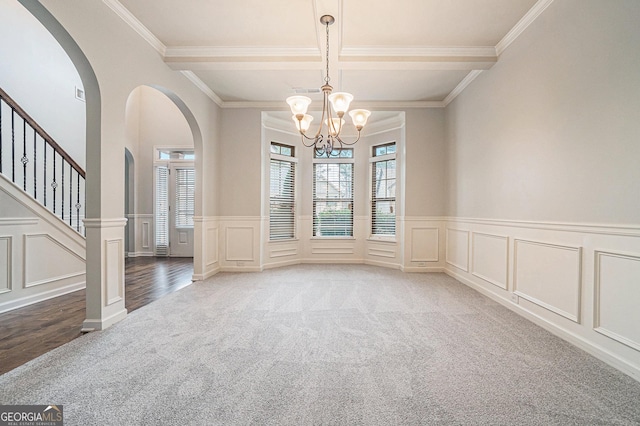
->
[
  {"left": 224, "top": 100, "right": 444, "bottom": 109},
  {"left": 442, "top": 70, "right": 483, "bottom": 106},
  {"left": 180, "top": 71, "right": 224, "bottom": 107},
  {"left": 496, "top": 0, "right": 555, "bottom": 56},
  {"left": 262, "top": 114, "right": 299, "bottom": 135},
  {"left": 102, "top": 0, "right": 166, "bottom": 56}
]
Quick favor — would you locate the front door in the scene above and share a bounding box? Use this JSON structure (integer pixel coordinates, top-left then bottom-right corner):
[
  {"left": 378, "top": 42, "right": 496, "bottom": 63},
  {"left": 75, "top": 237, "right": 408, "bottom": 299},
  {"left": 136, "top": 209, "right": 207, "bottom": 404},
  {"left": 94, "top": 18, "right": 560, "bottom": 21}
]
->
[{"left": 154, "top": 163, "right": 194, "bottom": 257}]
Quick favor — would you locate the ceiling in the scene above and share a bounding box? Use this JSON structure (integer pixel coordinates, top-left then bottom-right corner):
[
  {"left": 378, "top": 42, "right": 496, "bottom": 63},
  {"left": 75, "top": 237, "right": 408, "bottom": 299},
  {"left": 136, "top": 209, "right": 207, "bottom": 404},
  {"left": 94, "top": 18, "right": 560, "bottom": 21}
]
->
[{"left": 108, "top": 0, "right": 549, "bottom": 109}]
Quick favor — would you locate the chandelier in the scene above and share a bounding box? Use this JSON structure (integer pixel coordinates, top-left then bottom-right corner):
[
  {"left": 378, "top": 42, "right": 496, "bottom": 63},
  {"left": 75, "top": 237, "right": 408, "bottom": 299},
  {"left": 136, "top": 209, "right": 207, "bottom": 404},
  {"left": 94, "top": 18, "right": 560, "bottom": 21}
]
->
[{"left": 286, "top": 15, "right": 371, "bottom": 157}]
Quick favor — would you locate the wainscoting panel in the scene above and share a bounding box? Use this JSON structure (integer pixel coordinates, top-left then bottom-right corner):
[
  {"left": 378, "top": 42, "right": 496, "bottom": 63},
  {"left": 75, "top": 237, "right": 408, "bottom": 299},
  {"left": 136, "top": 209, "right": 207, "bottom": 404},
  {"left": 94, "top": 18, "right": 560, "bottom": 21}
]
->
[
  {"left": 24, "top": 233, "right": 85, "bottom": 288},
  {"left": 141, "top": 221, "right": 150, "bottom": 249},
  {"left": 311, "top": 245, "right": 355, "bottom": 255},
  {"left": 442, "top": 217, "right": 640, "bottom": 381},
  {"left": 410, "top": 227, "right": 439, "bottom": 262},
  {"left": 269, "top": 245, "right": 299, "bottom": 259},
  {"left": 225, "top": 227, "right": 255, "bottom": 261},
  {"left": 594, "top": 251, "right": 640, "bottom": 351},
  {"left": 446, "top": 228, "right": 469, "bottom": 271},
  {"left": 104, "top": 238, "right": 124, "bottom": 306},
  {"left": 471, "top": 232, "right": 508, "bottom": 290},
  {"left": 368, "top": 246, "right": 396, "bottom": 259},
  {"left": 206, "top": 227, "right": 219, "bottom": 266},
  {"left": 514, "top": 239, "right": 582, "bottom": 322},
  {"left": 0, "top": 236, "right": 11, "bottom": 293}
]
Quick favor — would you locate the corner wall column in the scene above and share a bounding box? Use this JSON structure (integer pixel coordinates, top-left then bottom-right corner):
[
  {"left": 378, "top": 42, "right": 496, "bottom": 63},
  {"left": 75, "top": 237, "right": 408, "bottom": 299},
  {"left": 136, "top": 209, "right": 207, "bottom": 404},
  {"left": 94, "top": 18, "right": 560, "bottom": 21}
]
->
[{"left": 82, "top": 218, "right": 128, "bottom": 331}]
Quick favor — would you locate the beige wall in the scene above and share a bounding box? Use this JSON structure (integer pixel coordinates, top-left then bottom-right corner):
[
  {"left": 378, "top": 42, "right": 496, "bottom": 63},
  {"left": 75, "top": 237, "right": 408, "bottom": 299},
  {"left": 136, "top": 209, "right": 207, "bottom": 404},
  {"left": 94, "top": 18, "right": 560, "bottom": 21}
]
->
[
  {"left": 405, "top": 108, "right": 446, "bottom": 217},
  {"left": 445, "top": 0, "right": 640, "bottom": 224},
  {"left": 219, "top": 108, "right": 263, "bottom": 217},
  {"left": 442, "top": 0, "right": 640, "bottom": 380}
]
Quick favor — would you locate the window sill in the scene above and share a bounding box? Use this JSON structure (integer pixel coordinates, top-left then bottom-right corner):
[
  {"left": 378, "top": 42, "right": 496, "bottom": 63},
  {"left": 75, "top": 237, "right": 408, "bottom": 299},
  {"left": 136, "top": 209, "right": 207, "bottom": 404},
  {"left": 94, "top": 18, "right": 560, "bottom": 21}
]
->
[
  {"left": 367, "top": 237, "right": 397, "bottom": 243},
  {"left": 310, "top": 236, "right": 356, "bottom": 240},
  {"left": 268, "top": 238, "right": 299, "bottom": 243}
]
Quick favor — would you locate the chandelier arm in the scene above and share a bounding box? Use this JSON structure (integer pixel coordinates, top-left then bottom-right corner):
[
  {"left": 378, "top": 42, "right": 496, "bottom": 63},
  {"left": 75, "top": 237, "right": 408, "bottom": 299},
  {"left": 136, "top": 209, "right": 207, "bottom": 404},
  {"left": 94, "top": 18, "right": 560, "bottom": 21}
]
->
[
  {"left": 334, "top": 132, "right": 362, "bottom": 146},
  {"left": 300, "top": 133, "right": 320, "bottom": 147}
]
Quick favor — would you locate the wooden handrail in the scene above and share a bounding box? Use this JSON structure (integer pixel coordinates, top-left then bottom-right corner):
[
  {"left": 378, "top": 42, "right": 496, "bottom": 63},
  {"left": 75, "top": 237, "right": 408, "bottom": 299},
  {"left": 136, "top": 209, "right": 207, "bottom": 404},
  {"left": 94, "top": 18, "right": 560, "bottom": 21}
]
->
[{"left": 0, "top": 86, "right": 85, "bottom": 178}]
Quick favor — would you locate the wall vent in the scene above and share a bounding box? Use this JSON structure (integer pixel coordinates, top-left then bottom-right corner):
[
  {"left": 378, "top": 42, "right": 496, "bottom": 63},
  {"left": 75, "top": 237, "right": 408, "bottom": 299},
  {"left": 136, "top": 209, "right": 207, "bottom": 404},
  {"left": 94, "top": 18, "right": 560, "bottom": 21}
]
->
[
  {"left": 293, "top": 88, "right": 321, "bottom": 94},
  {"left": 75, "top": 86, "right": 85, "bottom": 102}
]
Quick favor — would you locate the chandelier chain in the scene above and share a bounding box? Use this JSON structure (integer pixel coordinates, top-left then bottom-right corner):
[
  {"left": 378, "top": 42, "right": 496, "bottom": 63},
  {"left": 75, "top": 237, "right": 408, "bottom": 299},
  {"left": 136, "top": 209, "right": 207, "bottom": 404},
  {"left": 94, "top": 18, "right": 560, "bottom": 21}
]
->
[{"left": 325, "top": 20, "right": 330, "bottom": 84}]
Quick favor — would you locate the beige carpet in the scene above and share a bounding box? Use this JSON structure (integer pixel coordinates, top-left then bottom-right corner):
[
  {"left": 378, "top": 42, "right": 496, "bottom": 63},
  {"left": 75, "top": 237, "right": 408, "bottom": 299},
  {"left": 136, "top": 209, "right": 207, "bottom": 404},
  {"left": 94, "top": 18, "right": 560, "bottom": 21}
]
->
[{"left": 1, "top": 264, "right": 639, "bottom": 425}]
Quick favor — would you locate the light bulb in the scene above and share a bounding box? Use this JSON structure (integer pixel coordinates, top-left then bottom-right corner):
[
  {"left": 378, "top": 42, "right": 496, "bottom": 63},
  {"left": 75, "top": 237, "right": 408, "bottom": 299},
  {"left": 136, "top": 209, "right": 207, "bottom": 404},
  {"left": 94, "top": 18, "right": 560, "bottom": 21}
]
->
[{"left": 349, "top": 109, "right": 371, "bottom": 131}]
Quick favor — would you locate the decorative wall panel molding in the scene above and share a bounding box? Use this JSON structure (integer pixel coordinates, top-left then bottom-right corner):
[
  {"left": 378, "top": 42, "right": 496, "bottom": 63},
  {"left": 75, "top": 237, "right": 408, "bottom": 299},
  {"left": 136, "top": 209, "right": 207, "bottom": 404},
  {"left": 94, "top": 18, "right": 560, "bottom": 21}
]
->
[
  {"left": 225, "top": 227, "right": 255, "bottom": 261},
  {"left": 514, "top": 239, "right": 582, "bottom": 322},
  {"left": 311, "top": 246, "right": 355, "bottom": 255},
  {"left": 104, "top": 239, "right": 124, "bottom": 306},
  {"left": 0, "top": 236, "right": 11, "bottom": 294},
  {"left": 368, "top": 247, "right": 396, "bottom": 258},
  {"left": 269, "top": 246, "right": 298, "bottom": 259},
  {"left": 142, "top": 221, "right": 150, "bottom": 249},
  {"left": 594, "top": 250, "right": 640, "bottom": 351},
  {"left": 446, "top": 228, "right": 469, "bottom": 271},
  {"left": 0, "top": 218, "right": 38, "bottom": 227},
  {"left": 23, "top": 233, "right": 85, "bottom": 288},
  {"left": 206, "top": 227, "right": 219, "bottom": 266},
  {"left": 410, "top": 227, "right": 439, "bottom": 262},
  {"left": 471, "top": 232, "right": 509, "bottom": 290}
]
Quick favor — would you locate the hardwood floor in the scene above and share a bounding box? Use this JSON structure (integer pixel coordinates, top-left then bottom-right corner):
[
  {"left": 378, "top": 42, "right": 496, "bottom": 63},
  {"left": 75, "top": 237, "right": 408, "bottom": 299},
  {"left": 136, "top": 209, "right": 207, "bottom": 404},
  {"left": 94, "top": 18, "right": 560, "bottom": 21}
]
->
[{"left": 0, "top": 257, "right": 193, "bottom": 375}]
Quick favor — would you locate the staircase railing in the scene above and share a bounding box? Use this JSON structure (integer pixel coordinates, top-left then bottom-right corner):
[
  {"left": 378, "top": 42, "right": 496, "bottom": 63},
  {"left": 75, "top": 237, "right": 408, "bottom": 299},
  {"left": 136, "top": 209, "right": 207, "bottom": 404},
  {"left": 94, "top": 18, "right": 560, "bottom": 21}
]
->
[{"left": 0, "top": 87, "right": 85, "bottom": 234}]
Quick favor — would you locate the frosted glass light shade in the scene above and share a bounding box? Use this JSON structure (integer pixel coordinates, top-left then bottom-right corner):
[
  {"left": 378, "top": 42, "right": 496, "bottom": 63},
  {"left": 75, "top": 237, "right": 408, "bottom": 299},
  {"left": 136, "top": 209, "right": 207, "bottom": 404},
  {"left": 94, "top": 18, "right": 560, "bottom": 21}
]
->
[
  {"left": 293, "top": 114, "right": 314, "bottom": 132},
  {"left": 325, "top": 117, "right": 345, "bottom": 136},
  {"left": 328, "top": 92, "right": 353, "bottom": 115},
  {"left": 286, "top": 96, "right": 312, "bottom": 116},
  {"left": 349, "top": 109, "right": 371, "bottom": 130}
]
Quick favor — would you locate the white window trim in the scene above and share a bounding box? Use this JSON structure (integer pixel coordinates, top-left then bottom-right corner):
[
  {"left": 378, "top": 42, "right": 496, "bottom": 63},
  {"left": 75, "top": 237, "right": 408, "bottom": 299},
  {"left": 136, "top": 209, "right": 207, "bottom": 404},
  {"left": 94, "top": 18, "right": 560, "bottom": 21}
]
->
[
  {"left": 269, "top": 143, "right": 297, "bottom": 241},
  {"left": 312, "top": 153, "right": 355, "bottom": 238},
  {"left": 370, "top": 142, "right": 397, "bottom": 240}
]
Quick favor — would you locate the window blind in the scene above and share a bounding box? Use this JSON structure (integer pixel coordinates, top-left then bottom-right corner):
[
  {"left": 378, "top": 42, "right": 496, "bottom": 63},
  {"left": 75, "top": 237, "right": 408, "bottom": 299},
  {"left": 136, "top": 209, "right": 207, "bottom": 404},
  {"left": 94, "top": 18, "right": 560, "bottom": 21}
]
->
[
  {"left": 270, "top": 158, "right": 296, "bottom": 240},
  {"left": 155, "top": 166, "right": 169, "bottom": 256},
  {"left": 313, "top": 162, "right": 353, "bottom": 236},
  {"left": 175, "top": 168, "right": 195, "bottom": 228}
]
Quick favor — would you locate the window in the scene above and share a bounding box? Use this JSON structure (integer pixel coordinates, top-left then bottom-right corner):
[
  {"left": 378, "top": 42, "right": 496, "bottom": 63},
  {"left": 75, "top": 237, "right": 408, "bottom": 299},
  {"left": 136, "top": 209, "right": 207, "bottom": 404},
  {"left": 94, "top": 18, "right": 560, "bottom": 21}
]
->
[
  {"left": 175, "top": 168, "right": 195, "bottom": 228},
  {"left": 270, "top": 143, "right": 296, "bottom": 240},
  {"left": 158, "top": 149, "right": 195, "bottom": 160},
  {"left": 155, "top": 166, "right": 169, "bottom": 255},
  {"left": 313, "top": 149, "right": 354, "bottom": 237},
  {"left": 371, "top": 142, "right": 396, "bottom": 236}
]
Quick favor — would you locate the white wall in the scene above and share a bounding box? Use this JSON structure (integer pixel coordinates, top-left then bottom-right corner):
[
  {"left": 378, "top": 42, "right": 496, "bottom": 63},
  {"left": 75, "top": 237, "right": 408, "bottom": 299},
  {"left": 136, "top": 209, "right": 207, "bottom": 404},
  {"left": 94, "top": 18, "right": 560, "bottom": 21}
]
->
[
  {"left": 0, "top": 0, "right": 85, "bottom": 168},
  {"left": 444, "top": 0, "right": 640, "bottom": 380}
]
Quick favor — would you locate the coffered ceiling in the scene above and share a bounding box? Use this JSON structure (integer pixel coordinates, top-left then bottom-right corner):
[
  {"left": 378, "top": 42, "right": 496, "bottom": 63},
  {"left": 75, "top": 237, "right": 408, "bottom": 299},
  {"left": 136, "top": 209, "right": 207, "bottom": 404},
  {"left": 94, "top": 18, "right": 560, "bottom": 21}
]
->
[{"left": 108, "top": 0, "right": 552, "bottom": 108}]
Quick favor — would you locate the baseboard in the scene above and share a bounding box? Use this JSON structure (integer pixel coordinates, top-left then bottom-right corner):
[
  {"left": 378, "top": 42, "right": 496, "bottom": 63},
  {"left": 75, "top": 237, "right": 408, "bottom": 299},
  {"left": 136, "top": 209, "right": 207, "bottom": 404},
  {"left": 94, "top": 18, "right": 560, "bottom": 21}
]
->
[
  {"left": 363, "top": 259, "right": 403, "bottom": 270},
  {"left": 81, "top": 308, "right": 128, "bottom": 332},
  {"left": 127, "top": 251, "right": 154, "bottom": 258},
  {"left": 219, "top": 265, "right": 264, "bottom": 273},
  {"left": 262, "top": 259, "right": 301, "bottom": 270},
  {"left": 0, "top": 282, "right": 85, "bottom": 314},
  {"left": 444, "top": 268, "right": 640, "bottom": 382},
  {"left": 402, "top": 266, "right": 445, "bottom": 273},
  {"left": 192, "top": 266, "right": 220, "bottom": 281}
]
